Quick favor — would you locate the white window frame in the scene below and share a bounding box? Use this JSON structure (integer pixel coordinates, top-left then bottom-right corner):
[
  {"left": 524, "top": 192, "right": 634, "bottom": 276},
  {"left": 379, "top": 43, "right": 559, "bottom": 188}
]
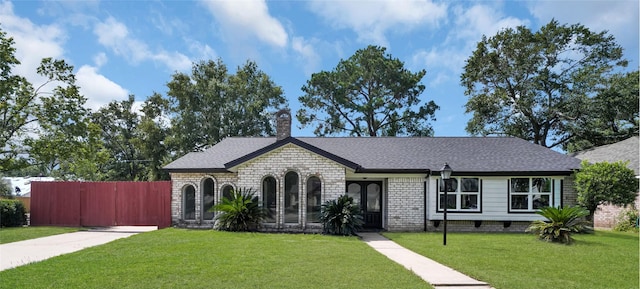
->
[
  {"left": 437, "top": 177, "right": 481, "bottom": 212},
  {"left": 509, "top": 177, "right": 554, "bottom": 212}
]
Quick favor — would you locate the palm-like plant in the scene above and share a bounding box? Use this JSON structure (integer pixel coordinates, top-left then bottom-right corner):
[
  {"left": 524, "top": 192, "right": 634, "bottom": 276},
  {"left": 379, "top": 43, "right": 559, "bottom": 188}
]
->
[
  {"left": 211, "top": 187, "right": 265, "bottom": 232},
  {"left": 319, "top": 194, "right": 364, "bottom": 236},
  {"left": 526, "top": 206, "right": 593, "bottom": 244}
]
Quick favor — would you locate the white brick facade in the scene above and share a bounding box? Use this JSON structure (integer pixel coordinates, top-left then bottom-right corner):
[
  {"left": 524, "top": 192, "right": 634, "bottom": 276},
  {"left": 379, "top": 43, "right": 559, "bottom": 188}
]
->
[{"left": 387, "top": 177, "right": 425, "bottom": 231}]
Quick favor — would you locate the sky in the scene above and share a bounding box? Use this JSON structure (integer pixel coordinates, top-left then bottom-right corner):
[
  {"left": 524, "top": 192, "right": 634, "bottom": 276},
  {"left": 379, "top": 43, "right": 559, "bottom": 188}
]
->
[{"left": 2, "top": 0, "right": 638, "bottom": 137}]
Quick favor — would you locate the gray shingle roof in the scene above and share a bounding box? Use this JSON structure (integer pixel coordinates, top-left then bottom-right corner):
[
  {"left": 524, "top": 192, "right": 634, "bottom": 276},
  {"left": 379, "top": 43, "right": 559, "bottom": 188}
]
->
[
  {"left": 164, "top": 136, "right": 582, "bottom": 174},
  {"left": 571, "top": 136, "right": 639, "bottom": 175}
]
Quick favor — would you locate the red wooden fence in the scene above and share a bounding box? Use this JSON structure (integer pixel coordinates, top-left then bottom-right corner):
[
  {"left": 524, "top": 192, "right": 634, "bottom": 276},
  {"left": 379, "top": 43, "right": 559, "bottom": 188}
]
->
[{"left": 31, "top": 181, "right": 171, "bottom": 228}]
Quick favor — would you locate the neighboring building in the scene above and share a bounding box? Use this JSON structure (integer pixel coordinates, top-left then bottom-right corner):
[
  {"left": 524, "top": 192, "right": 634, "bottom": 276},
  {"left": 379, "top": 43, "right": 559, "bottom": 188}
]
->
[
  {"left": 571, "top": 136, "right": 640, "bottom": 228},
  {"left": 164, "top": 110, "right": 582, "bottom": 232}
]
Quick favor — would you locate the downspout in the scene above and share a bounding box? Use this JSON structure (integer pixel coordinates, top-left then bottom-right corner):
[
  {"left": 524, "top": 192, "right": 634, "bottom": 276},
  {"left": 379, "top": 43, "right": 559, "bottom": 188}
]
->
[{"left": 424, "top": 172, "right": 430, "bottom": 232}]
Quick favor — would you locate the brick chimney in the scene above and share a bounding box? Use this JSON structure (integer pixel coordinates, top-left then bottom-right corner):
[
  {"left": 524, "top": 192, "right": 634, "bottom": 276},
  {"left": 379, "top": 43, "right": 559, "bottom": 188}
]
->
[{"left": 275, "top": 109, "right": 291, "bottom": 141}]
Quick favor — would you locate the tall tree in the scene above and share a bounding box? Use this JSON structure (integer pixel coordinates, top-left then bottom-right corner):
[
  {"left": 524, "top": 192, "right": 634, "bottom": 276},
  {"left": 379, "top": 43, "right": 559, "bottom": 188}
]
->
[
  {"left": 0, "top": 27, "right": 92, "bottom": 174},
  {"left": 133, "top": 93, "right": 171, "bottom": 181},
  {"left": 297, "top": 45, "right": 438, "bottom": 136},
  {"left": 566, "top": 70, "right": 639, "bottom": 152},
  {"left": 461, "top": 20, "right": 627, "bottom": 149},
  {"left": 91, "top": 95, "right": 145, "bottom": 180},
  {"left": 167, "top": 59, "right": 287, "bottom": 155}
]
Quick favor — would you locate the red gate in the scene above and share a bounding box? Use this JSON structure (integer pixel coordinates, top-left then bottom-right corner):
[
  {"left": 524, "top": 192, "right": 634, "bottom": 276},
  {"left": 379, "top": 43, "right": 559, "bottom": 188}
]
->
[{"left": 30, "top": 181, "right": 171, "bottom": 228}]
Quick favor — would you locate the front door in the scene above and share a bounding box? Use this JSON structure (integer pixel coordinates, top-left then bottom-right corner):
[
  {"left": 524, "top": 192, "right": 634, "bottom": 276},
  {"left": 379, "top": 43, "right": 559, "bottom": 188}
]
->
[{"left": 346, "top": 181, "right": 382, "bottom": 229}]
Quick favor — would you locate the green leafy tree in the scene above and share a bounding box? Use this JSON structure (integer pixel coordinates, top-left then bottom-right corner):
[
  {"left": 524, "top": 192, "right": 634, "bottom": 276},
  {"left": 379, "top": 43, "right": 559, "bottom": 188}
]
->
[
  {"left": 91, "top": 95, "right": 145, "bottom": 180},
  {"left": 319, "top": 194, "right": 364, "bottom": 236},
  {"left": 461, "top": 20, "right": 627, "bottom": 149},
  {"left": 566, "top": 70, "right": 639, "bottom": 152},
  {"left": 167, "top": 59, "right": 287, "bottom": 155},
  {"left": 0, "top": 177, "right": 12, "bottom": 198},
  {"left": 297, "top": 45, "right": 438, "bottom": 137},
  {"left": 574, "top": 161, "right": 639, "bottom": 221},
  {"left": 24, "top": 58, "right": 96, "bottom": 179},
  {"left": 0, "top": 27, "right": 95, "bottom": 177},
  {"left": 211, "top": 187, "right": 265, "bottom": 232},
  {"left": 133, "top": 93, "right": 171, "bottom": 181},
  {"left": 526, "top": 206, "right": 592, "bottom": 244}
]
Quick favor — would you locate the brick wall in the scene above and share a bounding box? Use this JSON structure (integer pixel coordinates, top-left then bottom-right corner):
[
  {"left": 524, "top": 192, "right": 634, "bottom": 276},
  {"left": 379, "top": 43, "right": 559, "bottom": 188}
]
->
[
  {"left": 387, "top": 177, "right": 425, "bottom": 231},
  {"left": 169, "top": 172, "right": 238, "bottom": 226},
  {"left": 236, "top": 143, "right": 345, "bottom": 230}
]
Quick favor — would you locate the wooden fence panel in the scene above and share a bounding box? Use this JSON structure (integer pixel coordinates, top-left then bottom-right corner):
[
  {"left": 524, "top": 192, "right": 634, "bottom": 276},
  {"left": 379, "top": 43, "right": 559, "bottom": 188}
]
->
[{"left": 31, "top": 181, "right": 171, "bottom": 228}]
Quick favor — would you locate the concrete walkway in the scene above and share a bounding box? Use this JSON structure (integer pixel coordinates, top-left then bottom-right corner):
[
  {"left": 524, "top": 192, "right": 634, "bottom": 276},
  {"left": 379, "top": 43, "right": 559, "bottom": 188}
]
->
[
  {"left": 0, "top": 226, "right": 157, "bottom": 271},
  {"left": 359, "top": 233, "right": 494, "bottom": 289}
]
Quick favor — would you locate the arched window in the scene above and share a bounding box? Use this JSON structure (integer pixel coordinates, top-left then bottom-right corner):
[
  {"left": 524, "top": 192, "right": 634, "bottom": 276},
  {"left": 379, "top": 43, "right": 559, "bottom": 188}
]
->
[
  {"left": 202, "top": 178, "right": 215, "bottom": 220},
  {"left": 284, "top": 171, "right": 299, "bottom": 223},
  {"left": 183, "top": 185, "right": 196, "bottom": 220},
  {"left": 306, "top": 176, "right": 321, "bottom": 223},
  {"left": 221, "top": 185, "right": 234, "bottom": 201},
  {"left": 262, "top": 177, "right": 277, "bottom": 223}
]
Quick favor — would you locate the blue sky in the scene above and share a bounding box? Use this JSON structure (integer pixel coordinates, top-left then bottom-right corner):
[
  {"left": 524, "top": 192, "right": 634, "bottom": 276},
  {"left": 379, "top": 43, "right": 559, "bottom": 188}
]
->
[{"left": 2, "top": 0, "right": 638, "bottom": 137}]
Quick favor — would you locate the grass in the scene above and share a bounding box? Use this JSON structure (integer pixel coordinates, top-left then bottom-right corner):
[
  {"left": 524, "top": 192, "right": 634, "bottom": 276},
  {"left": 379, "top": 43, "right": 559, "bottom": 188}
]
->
[
  {"left": 384, "top": 231, "right": 639, "bottom": 289},
  {"left": 0, "top": 226, "right": 80, "bottom": 244},
  {"left": 0, "top": 228, "right": 431, "bottom": 289}
]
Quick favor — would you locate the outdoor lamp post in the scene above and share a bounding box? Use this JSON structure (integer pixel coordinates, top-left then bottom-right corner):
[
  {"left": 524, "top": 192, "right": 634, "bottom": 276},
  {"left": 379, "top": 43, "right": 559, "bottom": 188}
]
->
[{"left": 441, "top": 163, "right": 453, "bottom": 246}]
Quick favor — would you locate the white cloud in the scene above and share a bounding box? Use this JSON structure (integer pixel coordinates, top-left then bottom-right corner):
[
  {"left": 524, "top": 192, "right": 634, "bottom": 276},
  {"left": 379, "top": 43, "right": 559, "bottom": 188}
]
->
[
  {"left": 451, "top": 4, "right": 528, "bottom": 44},
  {"left": 186, "top": 39, "right": 217, "bottom": 61},
  {"left": 201, "top": 0, "right": 288, "bottom": 48},
  {"left": 93, "top": 16, "right": 192, "bottom": 71},
  {"left": 0, "top": 1, "right": 66, "bottom": 87},
  {"left": 291, "top": 36, "right": 320, "bottom": 75},
  {"left": 309, "top": 0, "right": 447, "bottom": 46},
  {"left": 412, "top": 3, "right": 528, "bottom": 81},
  {"left": 75, "top": 65, "right": 129, "bottom": 111},
  {"left": 93, "top": 52, "right": 107, "bottom": 67}
]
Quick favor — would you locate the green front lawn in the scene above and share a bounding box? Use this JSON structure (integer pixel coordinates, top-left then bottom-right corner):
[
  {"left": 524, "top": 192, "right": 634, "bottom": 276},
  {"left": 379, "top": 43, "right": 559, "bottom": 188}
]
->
[
  {"left": 0, "top": 229, "right": 431, "bottom": 289},
  {"left": 384, "top": 231, "right": 639, "bottom": 289},
  {"left": 0, "top": 226, "right": 79, "bottom": 244}
]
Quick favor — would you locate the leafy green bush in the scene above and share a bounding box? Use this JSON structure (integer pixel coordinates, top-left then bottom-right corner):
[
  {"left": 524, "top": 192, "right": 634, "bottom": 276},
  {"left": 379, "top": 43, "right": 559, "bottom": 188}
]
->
[
  {"left": 526, "top": 206, "right": 592, "bottom": 244},
  {"left": 613, "top": 208, "right": 639, "bottom": 232},
  {"left": 319, "top": 194, "right": 363, "bottom": 236},
  {"left": 211, "top": 187, "right": 264, "bottom": 232},
  {"left": 0, "top": 199, "right": 27, "bottom": 227}
]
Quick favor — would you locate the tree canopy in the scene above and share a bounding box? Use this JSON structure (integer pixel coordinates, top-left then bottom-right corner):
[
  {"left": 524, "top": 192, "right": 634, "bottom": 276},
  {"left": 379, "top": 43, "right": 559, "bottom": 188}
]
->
[
  {"left": 297, "top": 45, "right": 438, "bottom": 137},
  {"left": 574, "top": 161, "right": 638, "bottom": 221},
  {"left": 1, "top": 28, "right": 92, "bottom": 176},
  {"left": 167, "top": 59, "right": 287, "bottom": 155},
  {"left": 461, "top": 20, "right": 628, "bottom": 149},
  {"left": 566, "top": 70, "right": 639, "bottom": 152}
]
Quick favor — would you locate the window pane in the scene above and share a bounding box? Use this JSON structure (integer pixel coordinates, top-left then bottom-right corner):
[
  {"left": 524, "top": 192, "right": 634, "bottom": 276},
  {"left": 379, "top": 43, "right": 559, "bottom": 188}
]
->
[
  {"left": 284, "top": 172, "right": 299, "bottom": 223},
  {"left": 532, "top": 178, "right": 551, "bottom": 193},
  {"left": 222, "top": 185, "right": 233, "bottom": 201},
  {"left": 306, "top": 177, "right": 322, "bottom": 222},
  {"left": 511, "top": 178, "right": 529, "bottom": 192},
  {"left": 511, "top": 195, "right": 528, "bottom": 210},
  {"left": 184, "top": 185, "right": 196, "bottom": 220},
  {"left": 263, "top": 177, "right": 277, "bottom": 223},
  {"left": 461, "top": 194, "right": 478, "bottom": 209},
  {"left": 347, "top": 183, "right": 361, "bottom": 206},
  {"left": 366, "top": 183, "right": 381, "bottom": 212},
  {"left": 202, "top": 178, "right": 215, "bottom": 220},
  {"left": 461, "top": 178, "right": 479, "bottom": 192},
  {"left": 533, "top": 194, "right": 550, "bottom": 209},
  {"left": 439, "top": 178, "right": 458, "bottom": 192},
  {"left": 439, "top": 194, "right": 456, "bottom": 210}
]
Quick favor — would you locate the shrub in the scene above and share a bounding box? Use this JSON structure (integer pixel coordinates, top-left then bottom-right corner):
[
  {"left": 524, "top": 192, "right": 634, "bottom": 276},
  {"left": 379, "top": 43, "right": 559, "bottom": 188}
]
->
[
  {"left": 613, "top": 208, "right": 639, "bottom": 232},
  {"left": 211, "top": 187, "right": 264, "bottom": 232},
  {"left": 0, "top": 199, "right": 27, "bottom": 227},
  {"left": 319, "top": 194, "right": 363, "bottom": 236},
  {"left": 526, "top": 206, "right": 592, "bottom": 244}
]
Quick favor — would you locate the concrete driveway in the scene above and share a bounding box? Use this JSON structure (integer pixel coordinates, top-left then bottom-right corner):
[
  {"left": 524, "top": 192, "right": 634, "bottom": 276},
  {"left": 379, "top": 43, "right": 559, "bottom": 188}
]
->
[{"left": 0, "top": 226, "right": 157, "bottom": 271}]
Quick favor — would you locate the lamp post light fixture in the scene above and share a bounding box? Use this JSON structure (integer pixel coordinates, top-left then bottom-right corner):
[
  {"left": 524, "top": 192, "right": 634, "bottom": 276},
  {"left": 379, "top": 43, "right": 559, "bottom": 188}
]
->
[{"left": 441, "top": 163, "right": 453, "bottom": 246}]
